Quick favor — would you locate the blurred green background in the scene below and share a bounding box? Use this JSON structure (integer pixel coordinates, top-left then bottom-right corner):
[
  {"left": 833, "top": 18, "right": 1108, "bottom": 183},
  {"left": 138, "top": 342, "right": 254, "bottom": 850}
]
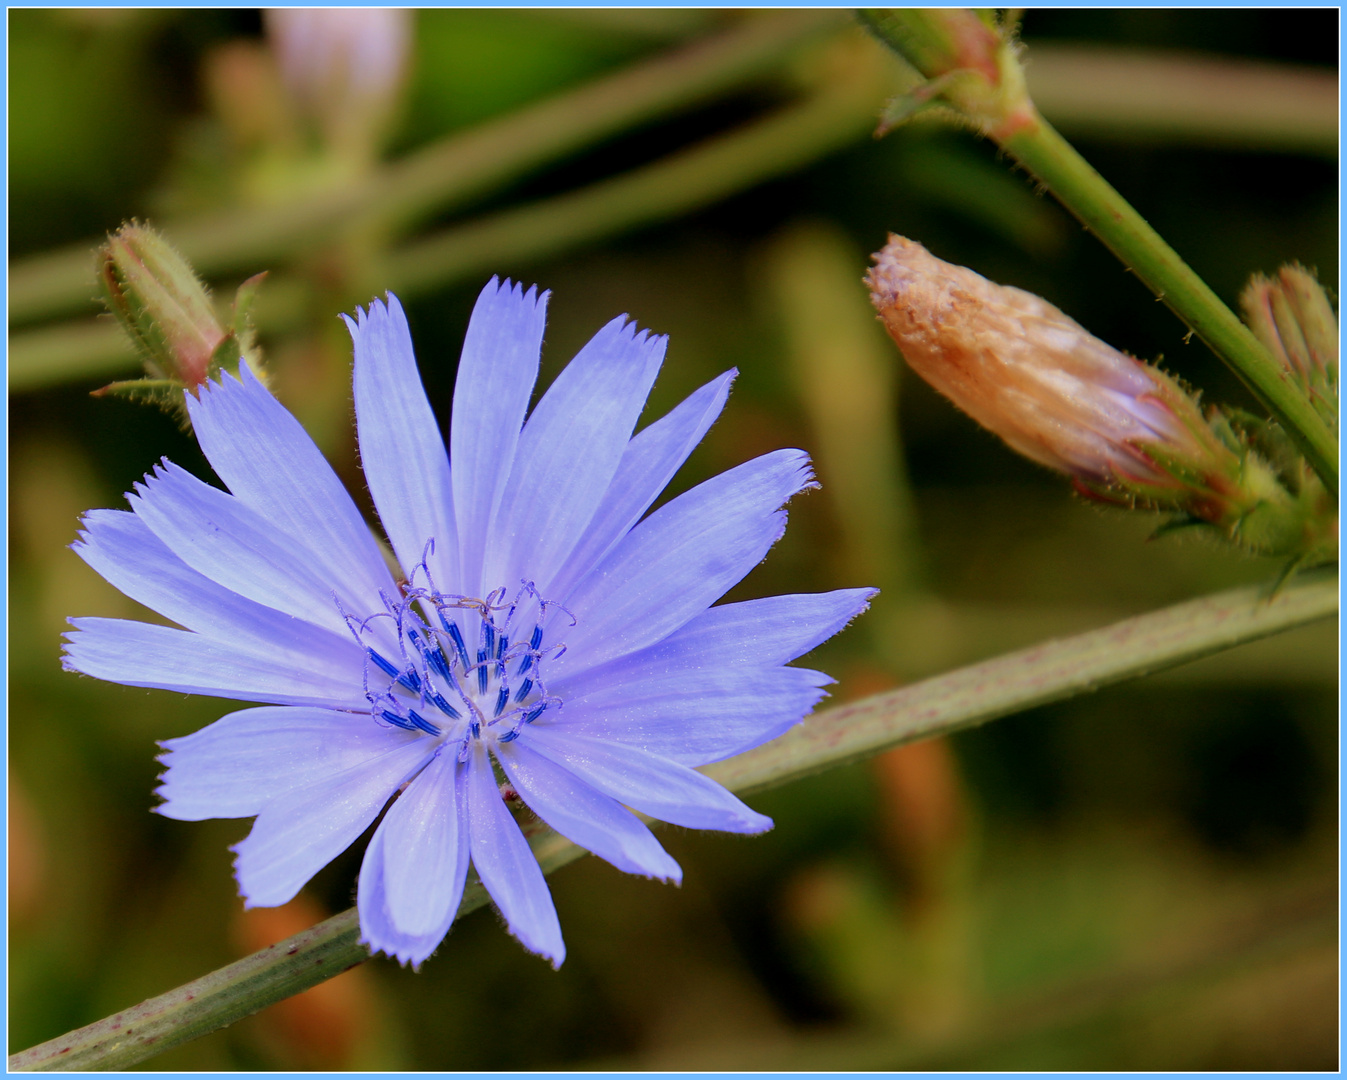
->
[{"left": 9, "top": 8, "right": 1337, "bottom": 1070}]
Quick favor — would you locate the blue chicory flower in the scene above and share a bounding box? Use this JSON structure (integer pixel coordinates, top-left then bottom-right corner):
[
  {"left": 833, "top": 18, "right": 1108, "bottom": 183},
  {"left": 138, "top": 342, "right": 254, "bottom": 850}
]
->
[{"left": 64, "top": 279, "right": 875, "bottom": 968}]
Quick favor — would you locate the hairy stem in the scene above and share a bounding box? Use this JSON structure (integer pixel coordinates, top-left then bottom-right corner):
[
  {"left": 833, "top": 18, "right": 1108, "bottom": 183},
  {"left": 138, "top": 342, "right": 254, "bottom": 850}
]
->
[
  {"left": 998, "top": 112, "right": 1338, "bottom": 495},
  {"left": 11, "top": 572, "right": 1335, "bottom": 1071}
]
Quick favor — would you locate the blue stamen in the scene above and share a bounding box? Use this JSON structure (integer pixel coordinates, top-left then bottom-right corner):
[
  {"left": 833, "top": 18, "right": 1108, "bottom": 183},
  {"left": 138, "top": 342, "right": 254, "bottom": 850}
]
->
[
  {"left": 431, "top": 692, "right": 461, "bottom": 719},
  {"left": 517, "top": 625, "right": 544, "bottom": 676},
  {"left": 357, "top": 584, "right": 568, "bottom": 749},
  {"left": 407, "top": 709, "right": 442, "bottom": 736},
  {"left": 445, "top": 622, "right": 471, "bottom": 668},
  {"left": 424, "top": 646, "right": 451, "bottom": 679}
]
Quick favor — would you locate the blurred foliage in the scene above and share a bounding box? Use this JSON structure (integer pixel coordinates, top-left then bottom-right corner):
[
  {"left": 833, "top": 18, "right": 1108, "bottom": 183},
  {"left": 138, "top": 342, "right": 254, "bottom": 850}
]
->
[{"left": 8, "top": 7, "right": 1337, "bottom": 1071}]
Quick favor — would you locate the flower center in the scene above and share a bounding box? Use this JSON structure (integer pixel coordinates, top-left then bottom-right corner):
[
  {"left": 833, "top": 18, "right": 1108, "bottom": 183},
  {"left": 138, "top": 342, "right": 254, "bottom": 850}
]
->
[{"left": 344, "top": 570, "right": 569, "bottom": 758}]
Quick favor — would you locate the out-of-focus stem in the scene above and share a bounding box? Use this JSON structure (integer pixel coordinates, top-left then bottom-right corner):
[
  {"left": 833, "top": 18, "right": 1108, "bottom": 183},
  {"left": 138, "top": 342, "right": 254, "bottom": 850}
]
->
[
  {"left": 12, "top": 571, "right": 1335, "bottom": 1071},
  {"left": 998, "top": 112, "right": 1338, "bottom": 496},
  {"left": 1026, "top": 45, "right": 1338, "bottom": 156},
  {"left": 771, "top": 222, "right": 923, "bottom": 591},
  {"left": 10, "top": 45, "right": 897, "bottom": 393},
  {"left": 7, "top": 321, "right": 137, "bottom": 392},
  {"left": 8, "top": 10, "right": 846, "bottom": 326},
  {"left": 761, "top": 220, "right": 925, "bottom": 674},
  {"left": 384, "top": 51, "right": 895, "bottom": 296}
]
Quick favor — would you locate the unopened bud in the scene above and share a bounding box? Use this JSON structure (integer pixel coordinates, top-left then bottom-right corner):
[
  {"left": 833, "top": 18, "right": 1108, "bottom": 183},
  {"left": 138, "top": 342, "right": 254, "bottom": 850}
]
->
[
  {"left": 98, "top": 223, "right": 226, "bottom": 389},
  {"left": 1240, "top": 265, "right": 1338, "bottom": 431},
  {"left": 868, "top": 235, "right": 1338, "bottom": 563},
  {"left": 96, "top": 223, "right": 266, "bottom": 425},
  {"left": 868, "top": 235, "right": 1240, "bottom": 505}
]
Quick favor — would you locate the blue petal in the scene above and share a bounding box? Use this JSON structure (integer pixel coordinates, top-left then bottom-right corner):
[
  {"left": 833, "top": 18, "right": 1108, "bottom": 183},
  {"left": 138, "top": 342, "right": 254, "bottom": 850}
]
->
[
  {"left": 347, "top": 295, "right": 459, "bottom": 591},
  {"left": 547, "top": 370, "right": 733, "bottom": 604},
  {"left": 482, "top": 315, "right": 665, "bottom": 597},
  {"left": 554, "top": 588, "right": 877, "bottom": 692},
  {"left": 74, "top": 508, "right": 363, "bottom": 661},
  {"left": 233, "top": 737, "right": 433, "bottom": 908},
  {"left": 358, "top": 818, "right": 459, "bottom": 969},
  {"left": 375, "top": 750, "right": 470, "bottom": 940},
  {"left": 127, "top": 461, "right": 359, "bottom": 638},
  {"left": 550, "top": 449, "right": 816, "bottom": 679},
  {"left": 156, "top": 706, "right": 419, "bottom": 821},
  {"left": 495, "top": 739, "right": 681, "bottom": 881},
  {"left": 541, "top": 665, "right": 830, "bottom": 766},
  {"left": 541, "top": 589, "right": 875, "bottom": 765},
  {"left": 464, "top": 739, "right": 565, "bottom": 966},
  {"left": 518, "top": 726, "right": 773, "bottom": 834},
  {"left": 451, "top": 278, "right": 548, "bottom": 598},
  {"left": 63, "top": 618, "right": 368, "bottom": 709},
  {"left": 185, "top": 362, "right": 395, "bottom": 613}
]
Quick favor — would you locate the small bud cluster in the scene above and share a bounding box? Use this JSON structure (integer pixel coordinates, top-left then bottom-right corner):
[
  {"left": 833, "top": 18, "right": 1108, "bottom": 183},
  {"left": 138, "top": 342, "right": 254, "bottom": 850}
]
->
[
  {"left": 866, "top": 235, "right": 1337, "bottom": 565},
  {"left": 96, "top": 223, "right": 265, "bottom": 425},
  {"left": 1240, "top": 265, "right": 1338, "bottom": 433}
]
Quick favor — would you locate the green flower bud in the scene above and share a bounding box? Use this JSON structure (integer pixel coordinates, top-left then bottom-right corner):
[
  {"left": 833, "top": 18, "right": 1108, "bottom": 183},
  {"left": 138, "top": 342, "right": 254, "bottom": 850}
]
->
[
  {"left": 98, "top": 223, "right": 226, "bottom": 390},
  {"left": 95, "top": 224, "right": 267, "bottom": 429}
]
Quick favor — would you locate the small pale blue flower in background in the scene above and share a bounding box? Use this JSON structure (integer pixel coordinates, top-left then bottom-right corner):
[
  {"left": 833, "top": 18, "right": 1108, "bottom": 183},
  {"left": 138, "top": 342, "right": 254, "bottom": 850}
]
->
[{"left": 64, "top": 278, "right": 875, "bottom": 968}]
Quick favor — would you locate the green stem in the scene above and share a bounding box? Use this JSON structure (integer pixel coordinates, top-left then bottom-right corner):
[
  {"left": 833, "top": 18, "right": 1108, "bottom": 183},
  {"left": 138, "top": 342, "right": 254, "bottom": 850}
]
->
[
  {"left": 7, "top": 11, "right": 845, "bottom": 326},
  {"left": 11, "top": 572, "right": 1335, "bottom": 1071},
  {"left": 999, "top": 111, "right": 1338, "bottom": 495}
]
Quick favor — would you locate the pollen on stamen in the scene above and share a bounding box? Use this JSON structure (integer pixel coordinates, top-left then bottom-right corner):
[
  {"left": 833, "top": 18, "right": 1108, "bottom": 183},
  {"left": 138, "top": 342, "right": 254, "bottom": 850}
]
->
[
  {"left": 367, "top": 648, "right": 400, "bottom": 679},
  {"left": 445, "top": 622, "right": 471, "bottom": 669},
  {"left": 431, "top": 692, "right": 461, "bottom": 719}
]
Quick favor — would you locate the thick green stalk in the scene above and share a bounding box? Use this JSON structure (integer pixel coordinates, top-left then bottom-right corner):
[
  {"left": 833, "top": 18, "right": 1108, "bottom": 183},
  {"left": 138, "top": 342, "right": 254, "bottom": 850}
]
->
[
  {"left": 858, "top": 11, "right": 1337, "bottom": 494},
  {"left": 11, "top": 572, "right": 1335, "bottom": 1071},
  {"left": 999, "top": 112, "right": 1338, "bottom": 495},
  {"left": 8, "top": 11, "right": 844, "bottom": 326}
]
